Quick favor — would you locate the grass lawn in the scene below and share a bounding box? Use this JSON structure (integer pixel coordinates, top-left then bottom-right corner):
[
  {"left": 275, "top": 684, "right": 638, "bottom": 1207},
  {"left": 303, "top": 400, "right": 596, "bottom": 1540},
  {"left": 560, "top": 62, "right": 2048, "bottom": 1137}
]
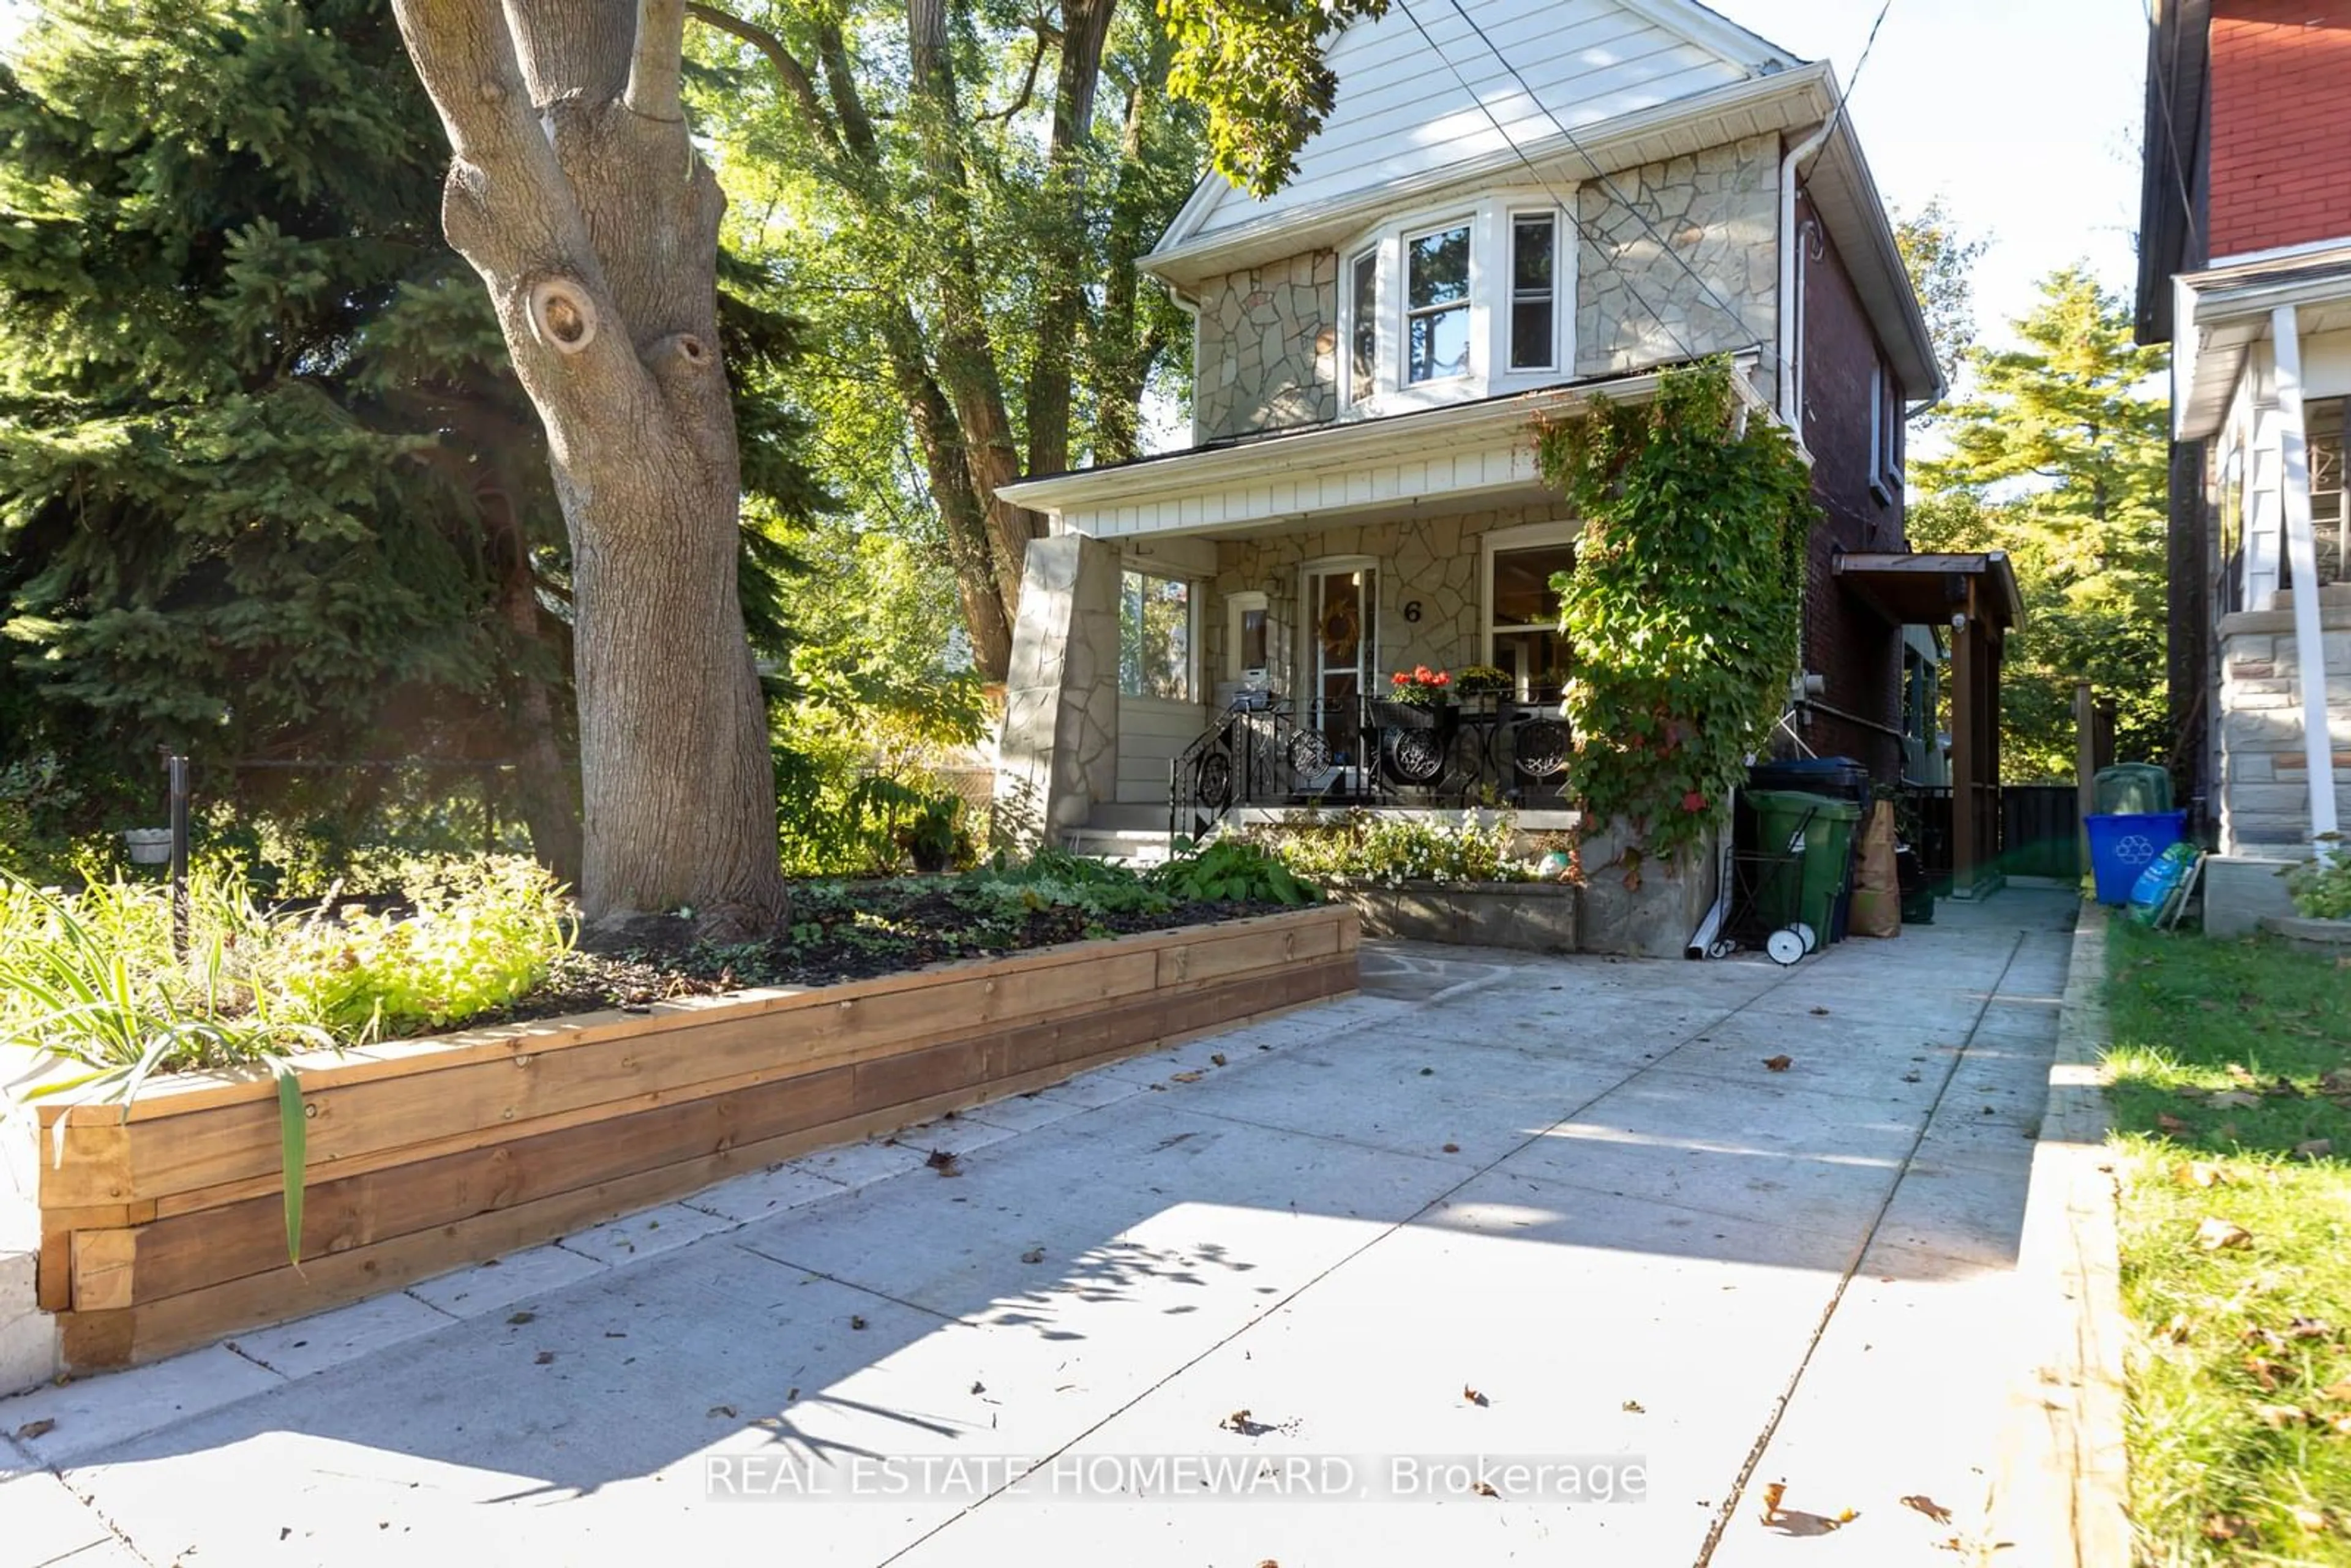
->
[{"left": 2104, "top": 915, "right": 2351, "bottom": 1562}]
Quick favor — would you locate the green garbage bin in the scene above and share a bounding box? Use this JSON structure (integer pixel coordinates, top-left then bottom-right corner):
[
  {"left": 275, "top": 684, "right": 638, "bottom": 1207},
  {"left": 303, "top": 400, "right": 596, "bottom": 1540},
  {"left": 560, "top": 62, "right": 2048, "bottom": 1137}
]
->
[
  {"left": 1746, "top": 790, "right": 1862, "bottom": 942},
  {"left": 2092, "top": 763, "right": 2172, "bottom": 817}
]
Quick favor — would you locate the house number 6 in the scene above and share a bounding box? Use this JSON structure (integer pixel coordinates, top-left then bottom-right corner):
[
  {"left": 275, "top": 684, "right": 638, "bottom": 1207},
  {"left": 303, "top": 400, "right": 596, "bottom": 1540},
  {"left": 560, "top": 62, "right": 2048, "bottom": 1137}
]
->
[{"left": 1402, "top": 600, "right": 1423, "bottom": 623}]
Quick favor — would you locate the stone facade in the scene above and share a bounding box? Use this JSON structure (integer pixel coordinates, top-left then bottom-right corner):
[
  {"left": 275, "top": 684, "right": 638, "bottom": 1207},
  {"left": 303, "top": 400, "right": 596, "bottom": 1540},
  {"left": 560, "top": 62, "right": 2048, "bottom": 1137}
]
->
[
  {"left": 1201, "top": 503, "right": 1568, "bottom": 698},
  {"left": 2212, "top": 593, "right": 2351, "bottom": 853},
  {"left": 992, "top": 537, "right": 1122, "bottom": 845},
  {"left": 1193, "top": 252, "right": 1339, "bottom": 443},
  {"left": 1577, "top": 133, "right": 1779, "bottom": 390}
]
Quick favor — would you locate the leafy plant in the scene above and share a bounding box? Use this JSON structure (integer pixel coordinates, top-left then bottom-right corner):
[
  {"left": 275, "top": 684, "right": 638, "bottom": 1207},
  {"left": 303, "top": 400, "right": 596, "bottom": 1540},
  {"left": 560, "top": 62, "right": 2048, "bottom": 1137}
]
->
[
  {"left": 2284, "top": 850, "right": 2351, "bottom": 921},
  {"left": 1385, "top": 666, "right": 1453, "bottom": 707},
  {"left": 1152, "top": 839, "right": 1318, "bottom": 906},
  {"left": 960, "top": 848, "right": 1173, "bottom": 918},
  {"left": 1251, "top": 811, "right": 1531, "bottom": 887},
  {"left": 1531, "top": 358, "right": 1815, "bottom": 863},
  {"left": 1455, "top": 664, "right": 1512, "bottom": 697}
]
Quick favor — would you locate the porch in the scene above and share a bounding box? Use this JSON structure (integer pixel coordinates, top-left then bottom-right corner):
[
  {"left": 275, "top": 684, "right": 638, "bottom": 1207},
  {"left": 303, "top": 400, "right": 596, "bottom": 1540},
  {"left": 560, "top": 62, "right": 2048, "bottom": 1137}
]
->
[{"left": 992, "top": 367, "right": 1747, "bottom": 849}]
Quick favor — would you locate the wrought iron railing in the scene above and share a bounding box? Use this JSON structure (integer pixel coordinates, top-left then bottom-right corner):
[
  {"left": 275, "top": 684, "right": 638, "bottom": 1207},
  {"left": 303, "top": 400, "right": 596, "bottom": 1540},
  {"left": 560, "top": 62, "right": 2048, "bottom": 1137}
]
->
[{"left": 1168, "top": 696, "right": 1575, "bottom": 842}]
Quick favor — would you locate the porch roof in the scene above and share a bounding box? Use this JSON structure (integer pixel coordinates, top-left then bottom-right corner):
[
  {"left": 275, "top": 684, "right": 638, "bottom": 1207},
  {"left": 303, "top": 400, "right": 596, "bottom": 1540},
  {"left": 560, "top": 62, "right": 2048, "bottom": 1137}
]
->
[
  {"left": 2170, "top": 246, "right": 2351, "bottom": 440},
  {"left": 1832, "top": 551, "right": 2024, "bottom": 631},
  {"left": 997, "top": 358, "right": 1767, "bottom": 542}
]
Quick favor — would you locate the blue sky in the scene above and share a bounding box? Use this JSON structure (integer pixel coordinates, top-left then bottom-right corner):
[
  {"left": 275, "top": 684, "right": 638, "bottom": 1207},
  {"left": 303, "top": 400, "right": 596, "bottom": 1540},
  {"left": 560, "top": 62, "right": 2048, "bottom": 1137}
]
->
[
  {"left": 1711, "top": 0, "right": 2150, "bottom": 348},
  {"left": 0, "top": 0, "right": 2147, "bottom": 353}
]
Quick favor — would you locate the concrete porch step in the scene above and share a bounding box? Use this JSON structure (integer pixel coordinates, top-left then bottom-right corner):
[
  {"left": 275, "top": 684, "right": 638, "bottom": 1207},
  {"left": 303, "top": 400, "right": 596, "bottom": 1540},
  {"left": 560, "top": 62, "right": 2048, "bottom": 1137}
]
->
[{"left": 1059, "top": 825, "right": 1174, "bottom": 866}]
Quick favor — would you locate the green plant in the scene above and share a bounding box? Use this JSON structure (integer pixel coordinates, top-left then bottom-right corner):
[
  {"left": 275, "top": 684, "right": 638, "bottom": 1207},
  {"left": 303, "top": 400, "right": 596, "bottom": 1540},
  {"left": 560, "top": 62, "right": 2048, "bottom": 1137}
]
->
[
  {"left": 1253, "top": 811, "right": 1531, "bottom": 887},
  {"left": 1384, "top": 666, "right": 1453, "bottom": 707},
  {"left": 2284, "top": 850, "right": 2351, "bottom": 921},
  {"left": 960, "top": 847, "right": 1174, "bottom": 918},
  {"left": 1152, "top": 839, "right": 1318, "bottom": 906},
  {"left": 1455, "top": 664, "right": 1511, "bottom": 697},
  {"left": 1531, "top": 359, "right": 1816, "bottom": 864}
]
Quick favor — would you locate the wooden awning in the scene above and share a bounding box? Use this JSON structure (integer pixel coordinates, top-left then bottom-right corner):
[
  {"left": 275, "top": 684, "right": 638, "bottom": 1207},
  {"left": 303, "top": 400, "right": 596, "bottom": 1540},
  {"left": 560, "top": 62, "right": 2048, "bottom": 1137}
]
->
[{"left": 1832, "top": 552, "right": 2024, "bottom": 631}]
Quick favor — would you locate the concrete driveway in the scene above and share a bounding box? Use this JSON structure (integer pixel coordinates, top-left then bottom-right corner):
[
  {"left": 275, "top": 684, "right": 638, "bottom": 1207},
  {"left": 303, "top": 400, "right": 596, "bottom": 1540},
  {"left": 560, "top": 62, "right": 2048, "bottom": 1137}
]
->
[{"left": 1, "top": 889, "right": 2077, "bottom": 1567}]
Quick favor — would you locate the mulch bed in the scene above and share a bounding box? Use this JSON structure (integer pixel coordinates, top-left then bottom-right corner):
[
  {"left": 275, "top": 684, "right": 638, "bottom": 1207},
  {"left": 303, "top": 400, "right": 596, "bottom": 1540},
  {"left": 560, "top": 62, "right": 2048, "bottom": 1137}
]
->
[{"left": 474, "top": 879, "right": 1286, "bottom": 1029}]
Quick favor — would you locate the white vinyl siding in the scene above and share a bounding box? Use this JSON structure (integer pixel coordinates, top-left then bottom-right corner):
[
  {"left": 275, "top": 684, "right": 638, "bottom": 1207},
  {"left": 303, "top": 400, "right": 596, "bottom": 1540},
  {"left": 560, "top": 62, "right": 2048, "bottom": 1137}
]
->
[
  {"left": 1177, "top": 0, "right": 1747, "bottom": 243},
  {"left": 1116, "top": 697, "right": 1209, "bottom": 803}
]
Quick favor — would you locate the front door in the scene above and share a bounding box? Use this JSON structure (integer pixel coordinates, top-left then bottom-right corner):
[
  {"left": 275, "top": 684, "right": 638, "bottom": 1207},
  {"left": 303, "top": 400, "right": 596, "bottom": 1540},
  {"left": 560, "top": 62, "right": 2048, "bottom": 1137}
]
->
[{"left": 1305, "top": 563, "right": 1376, "bottom": 784}]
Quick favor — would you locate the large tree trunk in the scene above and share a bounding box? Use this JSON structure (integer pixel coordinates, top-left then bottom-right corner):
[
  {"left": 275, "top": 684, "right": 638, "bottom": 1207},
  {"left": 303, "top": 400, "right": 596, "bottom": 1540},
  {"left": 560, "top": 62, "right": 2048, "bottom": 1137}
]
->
[
  {"left": 392, "top": 0, "right": 786, "bottom": 933},
  {"left": 480, "top": 481, "right": 582, "bottom": 882}
]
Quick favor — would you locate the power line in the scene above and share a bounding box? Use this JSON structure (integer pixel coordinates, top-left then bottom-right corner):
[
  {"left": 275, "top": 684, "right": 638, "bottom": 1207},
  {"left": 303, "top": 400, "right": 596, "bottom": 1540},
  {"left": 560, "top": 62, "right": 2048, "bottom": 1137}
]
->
[
  {"left": 1390, "top": 0, "right": 1709, "bottom": 367},
  {"left": 2139, "top": 0, "right": 2204, "bottom": 264}
]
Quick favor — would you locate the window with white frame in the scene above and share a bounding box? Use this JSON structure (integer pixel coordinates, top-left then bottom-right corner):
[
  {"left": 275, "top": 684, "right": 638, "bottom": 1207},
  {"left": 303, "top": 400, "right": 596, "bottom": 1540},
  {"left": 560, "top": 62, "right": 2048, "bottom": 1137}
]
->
[
  {"left": 1867, "top": 361, "right": 1897, "bottom": 503},
  {"left": 1348, "top": 250, "right": 1378, "bottom": 405},
  {"left": 1404, "top": 221, "right": 1472, "bottom": 384},
  {"left": 1119, "top": 570, "right": 1193, "bottom": 700},
  {"left": 1483, "top": 525, "right": 1578, "bottom": 701},
  {"left": 2304, "top": 396, "right": 2345, "bottom": 590},
  {"left": 1333, "top": 195, "right": 1573, "bottom": 412},
  {"left": 1508, "top": 213, "right": 1558, "bottom": 372}
]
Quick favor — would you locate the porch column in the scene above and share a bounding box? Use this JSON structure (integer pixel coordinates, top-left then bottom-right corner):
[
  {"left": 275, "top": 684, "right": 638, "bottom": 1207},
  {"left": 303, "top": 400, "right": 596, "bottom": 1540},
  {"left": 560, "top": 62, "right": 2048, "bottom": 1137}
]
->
[
  {"left": 2270, "top": 304, "right": 2342, "bottom": 847},
  {"left": 1949, "top": 597, "right": 1978, "bottom": 896},
  {"left": 993, "top": 536, "right": 1122, "bottom": 849}
]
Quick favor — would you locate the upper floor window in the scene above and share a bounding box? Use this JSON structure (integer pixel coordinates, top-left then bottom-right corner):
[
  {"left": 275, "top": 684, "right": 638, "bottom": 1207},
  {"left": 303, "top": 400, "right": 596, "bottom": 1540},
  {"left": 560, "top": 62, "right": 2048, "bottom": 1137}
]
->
[
  {"left": 1349, "top": 250, "right": 1378, "bottom": 405},
  {"left": 1335, "top": 193, "right": 1574, "bottom": 416},
  {"left": 1405, "top": 222, "right": 1472, "bottom": 384},
  {"left": 1509, "top": 215, "right": 1557, "bottom": 372}
]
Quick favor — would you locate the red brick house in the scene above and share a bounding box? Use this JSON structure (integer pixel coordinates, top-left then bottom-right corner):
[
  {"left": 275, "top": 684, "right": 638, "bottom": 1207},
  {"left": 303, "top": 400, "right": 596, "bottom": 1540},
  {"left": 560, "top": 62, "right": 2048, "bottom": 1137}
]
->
[
  {"left": 989, "top": 0, "right": 1987, "bottom": 944},
  {"left": 2138, "top": 0, "right": 2351, "bottom": 929}
]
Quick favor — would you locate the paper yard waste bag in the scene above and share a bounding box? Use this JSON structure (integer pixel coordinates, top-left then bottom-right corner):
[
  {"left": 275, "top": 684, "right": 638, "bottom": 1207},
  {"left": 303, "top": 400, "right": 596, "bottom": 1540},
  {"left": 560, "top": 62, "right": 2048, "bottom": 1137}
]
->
[{"left": 1851, "top": 798, "right": 1901, "bottom": 939}]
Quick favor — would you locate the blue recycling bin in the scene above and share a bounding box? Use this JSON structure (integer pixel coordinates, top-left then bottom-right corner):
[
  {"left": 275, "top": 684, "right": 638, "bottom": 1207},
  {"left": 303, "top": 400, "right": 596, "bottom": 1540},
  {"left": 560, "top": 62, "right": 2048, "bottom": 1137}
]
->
[{"left": 2084, "top": 810, "right": 2188, "bottom": 904}]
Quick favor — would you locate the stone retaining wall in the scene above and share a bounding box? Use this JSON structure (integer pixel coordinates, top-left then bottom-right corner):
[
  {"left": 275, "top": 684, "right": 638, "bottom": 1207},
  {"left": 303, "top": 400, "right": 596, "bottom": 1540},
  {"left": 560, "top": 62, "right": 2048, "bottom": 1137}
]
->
[{"left": 2213, "top": 592, "right": 2351, "bottom": 854}]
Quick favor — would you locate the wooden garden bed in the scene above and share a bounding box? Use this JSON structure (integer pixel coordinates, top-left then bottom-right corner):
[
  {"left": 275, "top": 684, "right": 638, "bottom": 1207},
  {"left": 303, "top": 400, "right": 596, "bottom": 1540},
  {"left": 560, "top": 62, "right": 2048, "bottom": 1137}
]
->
[{"left": 24, "top": 906, "right": 1358, "bottom": 1371}]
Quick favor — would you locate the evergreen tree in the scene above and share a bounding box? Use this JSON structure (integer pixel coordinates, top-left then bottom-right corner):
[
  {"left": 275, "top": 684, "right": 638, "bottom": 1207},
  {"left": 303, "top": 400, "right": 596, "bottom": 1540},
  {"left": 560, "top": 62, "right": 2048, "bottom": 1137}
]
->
[
  {"left": 1910, "top": 268, "right": 2170, "bottom": 779},
  {"left": 0, "top": 0, "right": 820, "bottom": 879}
]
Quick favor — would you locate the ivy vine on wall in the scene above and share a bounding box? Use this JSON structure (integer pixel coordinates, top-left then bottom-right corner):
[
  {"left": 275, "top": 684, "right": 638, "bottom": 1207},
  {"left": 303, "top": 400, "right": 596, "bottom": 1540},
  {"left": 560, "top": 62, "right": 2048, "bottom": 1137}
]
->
[{"left": 1531, "top": 358, "right": 1817, "bottom": 869}]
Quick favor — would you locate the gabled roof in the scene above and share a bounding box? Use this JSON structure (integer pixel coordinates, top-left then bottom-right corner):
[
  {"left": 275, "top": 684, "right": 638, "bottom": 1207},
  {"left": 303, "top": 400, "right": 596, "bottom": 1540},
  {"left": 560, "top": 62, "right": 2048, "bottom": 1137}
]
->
[{"left": 1153, "top": 0, "right": 1798, "bottom": 263}]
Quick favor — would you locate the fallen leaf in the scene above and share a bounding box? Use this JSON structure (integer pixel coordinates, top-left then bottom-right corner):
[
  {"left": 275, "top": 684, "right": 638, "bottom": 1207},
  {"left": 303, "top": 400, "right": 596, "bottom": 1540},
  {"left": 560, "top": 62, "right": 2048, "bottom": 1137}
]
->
[
  {"left": 1463, "top": 1386, "right": 1488, "bottom": 1406},
  {"left": 1622, "top": 1399, "right": 1645, "bottom": 1414},
  {"left": 926, "top": 1149, "right": 962, "bottom": 1177},
  {"left": 849, "top": 1315, "right": 868, "bottom": 1330},
  {"left": 2174, "top": 1161, "right": 2227, "bottom": 1188},
  {"left": 534, "top": 1351, "right": 555, "bottom": 1365},
  {"left": 1760, "top": 1479, "right": 1786, "bottom": 1523},
  {"left": 1472, "top": 1480, "right": 1501, "bottom": 1498},
  {"left": 1419, "top": 1067, "right": 1434, "bottom": 1077},
  {"left": 2195, "top": 1217, "right": 2253, "bottom": 1250},
  {"left": 2319, "top": 1380, "right": 2351, "bottom": 1403},
  {"left": 2157, "top": 1112, "right": 2190, "bottom": 1134},
  {"left": 1809, "top": 1007, "right": 1831, "bottom": 1016},
  {"left": 2297, "top": 1138, "right": 2334, "bottom": 1160},
  {"left": 970, "top": 1381, "right": 985, "bottom": 1395},
  {"left": 2324, "top": 1068, "right": 2351, "bottom": 1095},
  {"left": 2245, "top": 1356, "right": 2289, "bottom": 1391},
  {"left": 2207, "top": 1090, "right": 2261, "bottom": 1109},
  {"left": 13, "top": 1418, "right": 54, "bottom": 1441},
  {"left": 2243, "top": 1325, "right": 2288, "bottom": 1352},
  {"left": 2331, "top": 1413, "right": 2351, "bottom": 1435},
  {"left": 1834, "top": 1509, "right": 1859, "bottom": 1526},
  {"left": 1210, "top": 1053, "right": 1228, "bottom": 1067},
  {"left": 1902, "top": 1495, "right": 1954, "bottom": 1525},
  {"left": 1221, "top": 1408, "right": 1265, "bottom": 1435},
  {"left": 1171, "top": 1071, "right": 1204, "bottom": 1084},
  {"left": 1442, "top": 1142, "right": 1461, "bottom": 1153},
  {"left": 1763, "top": 1056, "right": 1793, "bottom": 1073},
  {"left": 2290, "top": 1504, "right": 2332, "bottom": 1531},
  {"left": 1021, "top": 1247, "right": 1046, "bottom": 1264},
  {"left": 2286, "top": 1316, "right": 2336, "bottom": 1340},
  {"left": 707, "top": 1404, "right": 737, "bottom": 1419},
  {"left": 506, "top": 1311, "right": 536, "bottom": 1325},
  {"left": 2254, "top": 1404, "right": 2308, "bottom": 1428},
  {"left": 2161, "top": 1311, "right": 2193, "bottom": 1343},
  {"left": 2204, "top": 1514, "right": 2251, "bottom": 1542},
  {"left": 2227, "top": 1066, "right": 2256, "bottom": 1086}
]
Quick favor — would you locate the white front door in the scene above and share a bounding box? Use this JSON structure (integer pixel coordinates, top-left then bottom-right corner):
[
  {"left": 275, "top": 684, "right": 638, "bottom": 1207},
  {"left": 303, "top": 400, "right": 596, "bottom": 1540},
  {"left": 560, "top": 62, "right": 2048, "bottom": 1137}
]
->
[{"left": 1303, "top": 562, "right": 1377, "bottom": 773}]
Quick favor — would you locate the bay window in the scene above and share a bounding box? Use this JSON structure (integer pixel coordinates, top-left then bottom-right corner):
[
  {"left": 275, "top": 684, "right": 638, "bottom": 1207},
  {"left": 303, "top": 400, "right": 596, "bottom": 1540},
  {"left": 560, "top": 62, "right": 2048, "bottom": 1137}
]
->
[
  {"left": 1404, "top": 222, "right": 1472, "bottom": 384},
  {"left": 1508, "top": 214, "right": 1557, "bottom": 371}
]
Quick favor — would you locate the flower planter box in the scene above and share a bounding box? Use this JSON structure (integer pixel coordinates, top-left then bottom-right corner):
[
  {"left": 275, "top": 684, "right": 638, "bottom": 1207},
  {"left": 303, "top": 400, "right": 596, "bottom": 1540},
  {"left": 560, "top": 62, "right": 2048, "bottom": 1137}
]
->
[
  {"left": 7, "top": 906, "right": 1357, "bottom": 1376},
  {"left": 1328, "top": 879, "right": 1578, "bottom": 955}
]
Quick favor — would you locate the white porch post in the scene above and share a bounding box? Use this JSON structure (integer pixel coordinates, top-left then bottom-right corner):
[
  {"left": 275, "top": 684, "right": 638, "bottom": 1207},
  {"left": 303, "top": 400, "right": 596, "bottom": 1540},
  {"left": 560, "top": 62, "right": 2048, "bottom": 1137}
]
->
[{"left": 2270, "top": 304, "right": 2342, "bottom": 846}]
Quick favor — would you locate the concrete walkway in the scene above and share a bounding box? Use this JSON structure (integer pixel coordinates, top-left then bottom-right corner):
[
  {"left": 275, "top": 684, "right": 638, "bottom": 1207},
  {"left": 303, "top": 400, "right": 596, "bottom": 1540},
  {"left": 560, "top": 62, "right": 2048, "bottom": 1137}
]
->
[{"left": 1, "top": 889, "right": 2077, "bottom": 1567}]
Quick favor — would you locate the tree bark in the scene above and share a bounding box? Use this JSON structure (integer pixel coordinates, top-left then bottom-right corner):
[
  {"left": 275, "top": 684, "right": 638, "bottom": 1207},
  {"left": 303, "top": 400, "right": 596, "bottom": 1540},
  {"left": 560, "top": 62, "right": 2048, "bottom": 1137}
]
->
[
  {"left": 1022, "top": 0, "right": 1114, "bottom": 480},
  {"left": 391, "top": 0, "right": 787, "bottom": 933}
]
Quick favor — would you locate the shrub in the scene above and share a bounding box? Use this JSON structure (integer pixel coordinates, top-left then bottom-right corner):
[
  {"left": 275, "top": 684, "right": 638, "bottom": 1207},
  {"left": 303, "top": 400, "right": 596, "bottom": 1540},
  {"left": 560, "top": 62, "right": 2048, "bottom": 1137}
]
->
[
  {"left": 1250, "top": 811, "right": 1532, "bottom": 887},
  {"left": 2284, "top": 851, "right": 2351, "bottom": 921},
  {"left": 1152, "top": 839, "right": 1318, "bottom": 906},
  {"left": 959, "top": 847, "right": 1173, "bottom": 918}
]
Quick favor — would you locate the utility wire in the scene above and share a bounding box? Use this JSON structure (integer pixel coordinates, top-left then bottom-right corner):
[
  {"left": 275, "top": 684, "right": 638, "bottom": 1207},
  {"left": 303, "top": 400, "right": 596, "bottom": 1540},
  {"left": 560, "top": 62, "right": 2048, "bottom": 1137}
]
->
[
  {"left": 2138, "top": 0, "right": 2205, "bottom": 264},
  {"left": 1391, "top": 0, "right": 1709, "bottom": 367}
]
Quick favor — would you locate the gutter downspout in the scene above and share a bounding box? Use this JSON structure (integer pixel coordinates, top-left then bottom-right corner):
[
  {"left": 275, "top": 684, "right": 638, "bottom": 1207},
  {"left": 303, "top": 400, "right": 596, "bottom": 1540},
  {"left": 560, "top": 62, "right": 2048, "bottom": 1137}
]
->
[{"left": 1163, "top": 281, "right": 1204, "bottom": 449}]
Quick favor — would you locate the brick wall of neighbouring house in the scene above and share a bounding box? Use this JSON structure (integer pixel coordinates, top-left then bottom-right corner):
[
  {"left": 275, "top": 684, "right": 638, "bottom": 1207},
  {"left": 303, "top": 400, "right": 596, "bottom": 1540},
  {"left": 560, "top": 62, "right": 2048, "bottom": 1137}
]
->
[
  {"left": 1795, "top": 191, "right": 1909, "bottom": 784},
  {"left": 2208, "top": 0, "right": 2351, "bottom": 258}
]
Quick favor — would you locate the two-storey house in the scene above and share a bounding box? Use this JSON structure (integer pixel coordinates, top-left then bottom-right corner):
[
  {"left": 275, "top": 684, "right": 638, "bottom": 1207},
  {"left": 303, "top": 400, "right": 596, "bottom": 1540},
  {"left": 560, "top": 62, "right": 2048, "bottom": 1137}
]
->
[
  {"left": 992, "top": 0, "right": 1986, "bottom": 945},
  {"left": 2138, "top": 0, "right": 2351, "bottom": 931}
]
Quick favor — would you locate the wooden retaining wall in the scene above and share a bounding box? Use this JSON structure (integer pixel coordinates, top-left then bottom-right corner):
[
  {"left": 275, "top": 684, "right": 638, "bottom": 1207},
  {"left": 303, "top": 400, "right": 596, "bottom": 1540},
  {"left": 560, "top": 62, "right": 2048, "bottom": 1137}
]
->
[{"left": 30, "top": 906, "right": 1357, "bottom": 1371}]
